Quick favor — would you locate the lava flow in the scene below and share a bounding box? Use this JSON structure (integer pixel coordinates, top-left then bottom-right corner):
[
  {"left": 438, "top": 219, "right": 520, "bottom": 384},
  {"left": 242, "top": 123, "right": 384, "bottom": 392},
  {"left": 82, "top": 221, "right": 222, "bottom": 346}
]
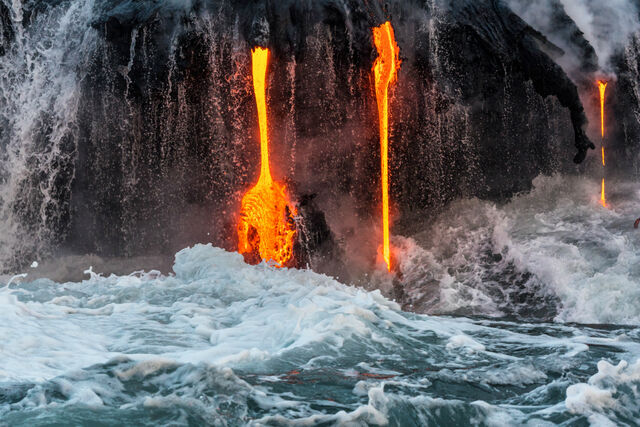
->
[
  {"left": 598, "top": 81, "right": 607, "bottom": 140},
  {"left": 237, "top": 47, "right": 297, "bottom": 267},
  {"left": 598, "top": 80, "right": 607, "bottom": 207},
  {"left": 373, "top": 21, "right": 401, "bottom": 272}
]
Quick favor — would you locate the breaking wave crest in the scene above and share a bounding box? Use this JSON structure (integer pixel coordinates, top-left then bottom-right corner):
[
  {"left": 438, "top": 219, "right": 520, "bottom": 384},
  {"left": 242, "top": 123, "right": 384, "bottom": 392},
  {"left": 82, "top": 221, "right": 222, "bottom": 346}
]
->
[
  {"left": 397, "top": 175, "right": 640, "bottom": 325},
  {"left": 1, "top": 241, "right": 639, "bottom": 425}
]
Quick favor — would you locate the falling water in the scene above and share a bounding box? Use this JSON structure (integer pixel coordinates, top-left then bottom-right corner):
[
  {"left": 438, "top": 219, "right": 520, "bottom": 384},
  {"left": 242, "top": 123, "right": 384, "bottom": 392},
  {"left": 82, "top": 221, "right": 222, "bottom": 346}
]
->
[
  {"left": 0, "top": 0, "right": 97, "bottom": 271},
  {"left": 0, "top": 1, "right": 640, "bottom": 425}
]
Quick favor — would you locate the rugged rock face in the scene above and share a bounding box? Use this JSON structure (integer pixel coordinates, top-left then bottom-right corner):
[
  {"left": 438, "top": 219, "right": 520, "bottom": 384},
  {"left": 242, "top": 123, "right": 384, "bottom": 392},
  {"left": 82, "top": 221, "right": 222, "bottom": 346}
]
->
[
  {"left": 506, "top": 0, "right": 599, "bottom": 80},
  {"left": 610, "top": 35, "right": 640, "bottom": 173},
  {"left": 0, "top": 0, "right": 604, "bottom": 273},
  {"left": 0, "top": 1, "right": 12, "bottom": 56},
  {"left": 508, "top": 0, "right": 640, "bottom": 175},
  {"left": 433, "top": 0, "right": 593, "bottom": 163}
]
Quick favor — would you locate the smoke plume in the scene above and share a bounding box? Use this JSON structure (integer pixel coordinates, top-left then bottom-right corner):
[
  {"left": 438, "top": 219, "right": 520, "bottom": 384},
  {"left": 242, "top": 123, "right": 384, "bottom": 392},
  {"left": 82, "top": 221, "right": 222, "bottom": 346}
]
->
[{"left": 507, "top": 0, "right": 640, "bottom": 72}]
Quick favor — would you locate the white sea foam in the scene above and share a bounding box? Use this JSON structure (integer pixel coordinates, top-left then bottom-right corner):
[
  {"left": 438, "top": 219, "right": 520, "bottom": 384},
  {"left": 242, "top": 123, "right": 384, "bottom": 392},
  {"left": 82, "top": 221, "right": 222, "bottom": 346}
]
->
[
  {"left": 0, "top": 243, "right": 629, "bottom": 384},
  {"left": 446, "top": 334, "right": 486, "bottom": 352},
  {"left": 565, "top": 359, "right": 640, "bottom": 424},
  {"left": 397, "top": 175, "right": 640, "bottom": 325},
  {"left": 1, "top": 245, "right": 405, "bottom": 382},
  {"left": 0, "top": 243, "right": 638, "bottom": 424}
]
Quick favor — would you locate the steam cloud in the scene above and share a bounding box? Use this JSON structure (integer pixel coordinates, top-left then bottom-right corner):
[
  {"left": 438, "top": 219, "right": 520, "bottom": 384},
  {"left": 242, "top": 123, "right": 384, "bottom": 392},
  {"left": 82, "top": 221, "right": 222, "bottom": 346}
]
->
[{"left": 508, "top": 0, "right": 640, "bottom": 72}]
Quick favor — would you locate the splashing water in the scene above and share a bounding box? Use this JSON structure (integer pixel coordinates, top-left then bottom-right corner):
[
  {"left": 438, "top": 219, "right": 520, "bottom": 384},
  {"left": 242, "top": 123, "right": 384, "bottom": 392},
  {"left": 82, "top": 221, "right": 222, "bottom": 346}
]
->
[
  {"left": 0, "top": 0, "right": 97, "bottom": 270},
  {"left": 396, "top": 175, "right": 640, "bottom": 325},
  {"left": 0, "top": 1, "right": 638, "bottom": 424},
  {"left": 1, "top": 235, "right": 639, "bottom": 425}
]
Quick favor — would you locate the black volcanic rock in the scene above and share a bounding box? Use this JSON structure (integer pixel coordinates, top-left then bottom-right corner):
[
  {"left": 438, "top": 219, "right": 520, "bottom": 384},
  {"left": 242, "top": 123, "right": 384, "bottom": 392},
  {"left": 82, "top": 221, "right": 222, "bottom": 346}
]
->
[
  {"left": 507, "top": 0, "right": 599, "bottom": 79},
  {"left": 609, "top": 35, "right": 640, "bottom": 173},
  {"left": 0, "top": 1, "right": 13, "bottom": 56},
  {"left": 294, "top": 193, "right": 347, "bottom": 277},
  {"left": 65, "top": 0, "right": 593, "bottom": 260},
  {"left": 433, "top": 0, "right": 594, "bottom": 163},
  {"left": 0, "top": 0, "right": 599, "bottom": 271},
  {"left": 508, "top": 0, "right": 640, "bottom": 172}
]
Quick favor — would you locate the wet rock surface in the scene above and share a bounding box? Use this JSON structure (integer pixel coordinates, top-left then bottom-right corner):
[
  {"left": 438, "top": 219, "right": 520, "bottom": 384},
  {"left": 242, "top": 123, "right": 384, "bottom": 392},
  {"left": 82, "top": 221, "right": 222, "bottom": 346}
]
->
[{"left": 8, "top": 0, "right": 640, "bottom": 272}]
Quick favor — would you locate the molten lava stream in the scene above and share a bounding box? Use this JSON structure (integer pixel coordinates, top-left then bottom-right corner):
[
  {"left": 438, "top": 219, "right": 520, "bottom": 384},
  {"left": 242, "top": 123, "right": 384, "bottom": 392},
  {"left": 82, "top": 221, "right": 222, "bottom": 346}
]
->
[
  {"left": 373, "top": 21, "right": 401, "bottom": 272},
  {"left": 598, "top": 81, "right": 607, "bottom": 140},
  {"left": 237, "top": 47, "right": 297, "bottom": 267},
  {"left": 598, "top": 80, "right": 607, "bottom": 207}
]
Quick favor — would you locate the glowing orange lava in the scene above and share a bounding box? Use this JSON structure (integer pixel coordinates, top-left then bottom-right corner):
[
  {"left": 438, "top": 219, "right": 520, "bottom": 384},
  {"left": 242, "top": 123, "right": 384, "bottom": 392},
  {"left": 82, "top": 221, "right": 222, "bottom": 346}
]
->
[
  {"left": 598, "top": 80, "right": 607, "bottom": 207},
  {"left": 373, "top": 21, "right": 401, "bottom": 272},
  {"left": 598, "top": 81, "right": 607, "bottom": 139},
  {"left": 237, "top": 47, "right": 297, "bottom": 267}
]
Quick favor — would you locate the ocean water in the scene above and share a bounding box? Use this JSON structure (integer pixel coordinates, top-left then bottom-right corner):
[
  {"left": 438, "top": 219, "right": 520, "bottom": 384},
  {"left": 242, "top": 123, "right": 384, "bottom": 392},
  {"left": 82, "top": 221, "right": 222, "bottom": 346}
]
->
[
  {"left": 1, "top": 175, "right": 640, "bottom": 426},
  {"left": 396, "top": 175, "right": 640, "bottom": 324}
]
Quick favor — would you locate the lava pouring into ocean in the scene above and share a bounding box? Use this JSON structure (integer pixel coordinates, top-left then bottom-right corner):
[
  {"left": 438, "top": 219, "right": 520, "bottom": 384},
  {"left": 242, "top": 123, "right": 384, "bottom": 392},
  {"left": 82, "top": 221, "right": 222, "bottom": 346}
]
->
[
  {"left": 373, "top": 21, "right": 401, "bottom": 272},
  {"left": 598, "top": 80, "right": 607, "bottom": 207},
  {"left": 237, "top": 47, "right": 297, "bottom": 267}
]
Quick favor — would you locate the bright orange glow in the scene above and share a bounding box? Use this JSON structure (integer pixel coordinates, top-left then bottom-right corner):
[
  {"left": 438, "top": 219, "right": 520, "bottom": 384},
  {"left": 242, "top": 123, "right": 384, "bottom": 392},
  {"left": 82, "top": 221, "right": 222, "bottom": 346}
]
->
[
  {"left": 598, "top": 81, "right": 607, "bottom": 139},
  {"left": 373, "top": 21, "right": 401, "bottom": 272},
  {"left": 598, "top": 80, "right": 607, "bottom": 207},
  {"left": 237, "top": 47, "right": 297, "bottom": 267}
]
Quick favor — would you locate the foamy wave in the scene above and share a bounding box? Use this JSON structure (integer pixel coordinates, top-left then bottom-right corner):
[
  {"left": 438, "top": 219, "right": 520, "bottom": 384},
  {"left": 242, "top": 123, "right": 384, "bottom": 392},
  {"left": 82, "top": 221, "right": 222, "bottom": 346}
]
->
[
  {"left": 397, "top": 175, "right": 640, "bottom": 325},
  {"left": 1, "top": 243, "right": 639, "bottom": 424},
  {"left": 566, "top": 359, "right": 640, "bottom": 425}
]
